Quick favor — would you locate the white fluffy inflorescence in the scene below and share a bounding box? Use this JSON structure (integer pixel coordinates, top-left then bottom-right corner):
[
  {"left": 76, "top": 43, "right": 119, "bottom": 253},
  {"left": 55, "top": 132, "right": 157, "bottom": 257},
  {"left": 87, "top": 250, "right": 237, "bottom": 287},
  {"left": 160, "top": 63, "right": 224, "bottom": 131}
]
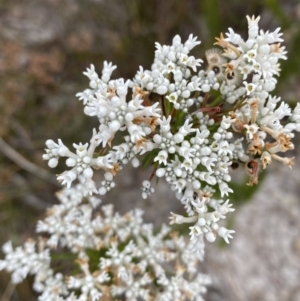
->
[
  {"left": 42, "top": 15, "right": 297, "bottom": 250},
  {"left": 2, "top": 15, "right": 298, "bottom": 301},
  {"left": 0, "top": 181, "right": 211, "bottom": 301}
]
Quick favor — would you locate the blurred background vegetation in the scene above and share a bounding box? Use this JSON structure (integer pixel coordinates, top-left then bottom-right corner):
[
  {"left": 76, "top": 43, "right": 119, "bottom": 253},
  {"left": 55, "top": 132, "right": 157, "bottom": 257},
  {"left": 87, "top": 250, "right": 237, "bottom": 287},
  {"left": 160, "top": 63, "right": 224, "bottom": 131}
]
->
[{"left": 0, "top": 0, "right": 299, "bottom": 300}]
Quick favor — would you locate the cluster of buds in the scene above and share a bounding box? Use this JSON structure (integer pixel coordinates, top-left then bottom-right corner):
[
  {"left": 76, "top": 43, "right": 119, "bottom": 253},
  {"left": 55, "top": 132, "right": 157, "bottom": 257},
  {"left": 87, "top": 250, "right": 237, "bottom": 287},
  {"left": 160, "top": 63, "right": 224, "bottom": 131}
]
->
[{"left": 1, "top": 15, "right": 298, "bottom": 301}]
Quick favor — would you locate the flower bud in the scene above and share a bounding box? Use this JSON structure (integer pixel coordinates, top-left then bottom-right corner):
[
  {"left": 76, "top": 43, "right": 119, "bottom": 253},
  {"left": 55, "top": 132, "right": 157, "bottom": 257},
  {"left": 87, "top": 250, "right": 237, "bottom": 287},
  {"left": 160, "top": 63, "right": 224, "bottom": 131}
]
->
[
  {"left": 157, "top": 85, "right": 168, "bottom": 95},
  {"left": 45, "top": 139, "right": 56, "bottom": 149},
  {"left": 156, "top": 168, "right": 166, "bottom": 177},
  {"left": 66, "top": 158, "right": 76, "bottom": 167},
  {"left": 83, "top": 167, "right": 93, "bottom": 179},
  {"left": 109, "top": 120, "right": 121, "bottom": 132},
  {"left": 172, "top": 35, "right": 181, "bottom": 47},
  {"left": 205, "top": 232, "right": 216, "bottom": 242},
  {"left": 48, "top": 158, "right": 58, "bottom": 168},
  {"left": 131, "top": 158, "right": 140, "bottom": 168}
]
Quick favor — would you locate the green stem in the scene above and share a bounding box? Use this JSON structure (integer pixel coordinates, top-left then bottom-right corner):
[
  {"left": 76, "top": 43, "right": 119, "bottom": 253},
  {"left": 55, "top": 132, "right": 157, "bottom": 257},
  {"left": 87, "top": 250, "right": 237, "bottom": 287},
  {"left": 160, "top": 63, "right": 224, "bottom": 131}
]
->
[
  {"left": 161, "top": 95, "right": 166, "bottom": 117},
  {"left": 208, "top": 95, "right": 223, "bottom": 107}
]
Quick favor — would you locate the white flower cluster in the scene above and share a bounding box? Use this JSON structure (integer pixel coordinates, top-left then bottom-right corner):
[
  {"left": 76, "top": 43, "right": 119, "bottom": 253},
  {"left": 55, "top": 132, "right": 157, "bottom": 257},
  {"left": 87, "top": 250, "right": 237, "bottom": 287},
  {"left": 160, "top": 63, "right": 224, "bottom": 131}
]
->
[
  {"left": 2, "top": 15, "right": 298, "bottom": 301},
  {"left": 41, "top": 16, "right": 299, "bottom": 252},
  {"left": 0, "top": 181, "right": 210, "bottom": 301}
]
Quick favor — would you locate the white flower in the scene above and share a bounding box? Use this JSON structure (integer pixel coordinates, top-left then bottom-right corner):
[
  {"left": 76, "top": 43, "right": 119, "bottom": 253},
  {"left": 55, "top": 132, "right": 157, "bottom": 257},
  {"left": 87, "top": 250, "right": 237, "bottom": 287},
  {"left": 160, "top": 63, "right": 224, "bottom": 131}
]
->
[
  {"left": 178, "top": 144, "right": 195, "bottom": 158},
  {"left": 243, "top": 81, "right": 257, "bottom": 95},
  {"left": 218, "top": 227, "right": 235, "bottom": 244},
  {"left": 201, "top": 157, "right": 217, "bottom": 171},
  {"left": 102, "top": 61, "right": 117, "bottom": 82},
  {"left": 221, "top": 116, "right": 234, "bottom": 130},
  {"left": 181, "top": 158, "right": 194, "bottom": 173},
  {"left": 159, "top": 116, "right": 171, "bottom": 133},
  {"left": 244, "top": 123, "right": 259, "bottom": 140},
  {"left": 189, "top": 226, "right": 203, "bottom": 240},
  {"left": 219, "top": 199, "right": 235, "bottom": 214},
  {"left": 219, "top": 181, "right": 233, "bottom": 197},
  {"left": 186, "top": 55, "right": 203, "bottom": 72},
  {"left": 116, "top": 78, "right": 129, "bottom": 98},
  {"left": 97, "top": 124, "right": 113, "bottom": 147},
  {"left": 184, "top": 34, "right": 201, "bottom": 50},
  {"left": 128, "top": 124, "right": 146, "bottom": 143},
  {"left": 179, "top": 119, "right": 197, "bottom": 136},
  {"left": 128, "top": 96, "right": 144, "bottom": 111},
  {"left": 83, "top": 64, "right": 96, "bottom": 79},
  {"left": 225, "top": 27, "right": 241, "bottom": 45},
  {"left": 154, "top": 150, "right": 168, "bottom": 165},
  {"left": 173, "top": 178, "right": 187, "bottom": 193},
  {"left": 199, "top": 171, "right": 217, "bottom": 186},
  {"left": 96, "top": 154, "right": 113, "bottom": 169},
  {"left": 57, "top": 170, "right": 77, "bottom": 188},
  {"left": 166, "top": 92, "right": 178, "bottom": 104},
  {"left": 113, "top": 143, "right": 130, "bottom": 160},
  {"left": 73, "top": 143, "right": 89, "bottom": 157},
  {"left": 76, "top": 89, "right": 93, "bottom": 105},
  {"left": 218, "top": 140, "right": 232, "bottom": 156},
  {"left": 246, "top": 15, "right": 260, "bottom": 38}
]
